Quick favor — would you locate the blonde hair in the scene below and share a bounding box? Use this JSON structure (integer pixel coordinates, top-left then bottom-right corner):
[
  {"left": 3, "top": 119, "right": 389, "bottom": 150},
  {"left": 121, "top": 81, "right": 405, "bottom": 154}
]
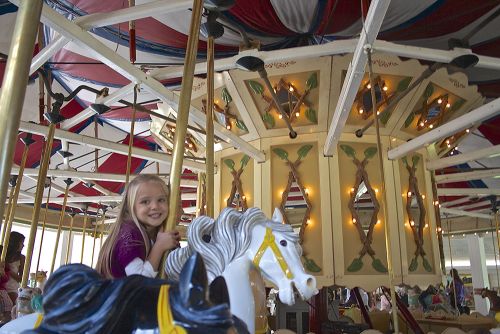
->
[{"left": 96, "top": 174, "right": 170, "bottom": 278}]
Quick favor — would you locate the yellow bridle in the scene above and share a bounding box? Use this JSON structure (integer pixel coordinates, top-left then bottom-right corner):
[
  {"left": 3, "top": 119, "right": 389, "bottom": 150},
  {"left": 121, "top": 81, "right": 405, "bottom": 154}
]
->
[
  {"left": 157, "top": 285, "right": 187, "bottom": 334},
  {"left": 252, "top": 227, "right": 294, "bottom": 279}
]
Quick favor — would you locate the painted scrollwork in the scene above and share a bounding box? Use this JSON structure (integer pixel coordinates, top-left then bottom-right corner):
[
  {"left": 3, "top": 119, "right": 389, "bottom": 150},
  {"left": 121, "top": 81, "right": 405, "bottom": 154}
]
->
[
  {"left": 272, "top": 144, "right": 321, "bottom": 273},
  {"left": 340, "top": 144, "right": 388, "bottom": 273},
  {"left": 402, "top": 155, "right": 432, "bottom": 272}
]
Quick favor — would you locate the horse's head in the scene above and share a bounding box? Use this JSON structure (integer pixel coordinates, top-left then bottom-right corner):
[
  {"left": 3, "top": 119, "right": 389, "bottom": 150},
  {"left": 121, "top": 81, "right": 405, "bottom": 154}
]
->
[{"left": 248, "top": 208, "right": 318, "bottom": 305}]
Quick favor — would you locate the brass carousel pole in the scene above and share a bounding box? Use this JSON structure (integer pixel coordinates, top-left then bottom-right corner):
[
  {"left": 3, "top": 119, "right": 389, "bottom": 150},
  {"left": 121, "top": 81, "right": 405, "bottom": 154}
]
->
[
  {"left": 125, "top": 85, "right": 138, "bottom": 185},
  {"left": 0, "top": 0, "right": 42, "bottom": 222},
  {"left": 1, "top": 134, "right": 34, "bottom": 261},
  {"left": 161, "top": 0, "right": 203, "bottom": 277},
  {"left": 91, "top": 209, "right": 105, "bottom": 267},
  {"left": 490, "top": 217, "right": 500, "bottom": 292},
  {"left": 1, "top": 179, "right": 16, "bottom": 242},
  {"left": 22, "top": 101, "right": 66, "bottom": 287},
  {"left": 366, "top": 50, "right": 398, "bottom": 334},
  {"left": 65, "top": 211, "right": 76, "bottom": 264},
  {"left": 431, "top": 172, "right": 446, "bottom": 274},
  {"left": 205, "top": 27, "right": 215, "bottom": 218},
  {"left": 49, "top": 178, "right": 73, "bottom": 275},
  {"left": 35, "top": 178, "right": 52, "bottom": 274},
  {"left": 80, "top": 206, "right": 89, "bottom": 264}
]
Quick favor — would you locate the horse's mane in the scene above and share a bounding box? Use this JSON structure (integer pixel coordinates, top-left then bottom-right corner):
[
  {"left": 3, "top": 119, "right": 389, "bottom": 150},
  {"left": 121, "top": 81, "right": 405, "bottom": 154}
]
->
[
  {"left": 166, "top": 207, "right": 300, "bottom": 281},
  {"left": 23, "top": 263, "right": 236, "bottom": 334}
]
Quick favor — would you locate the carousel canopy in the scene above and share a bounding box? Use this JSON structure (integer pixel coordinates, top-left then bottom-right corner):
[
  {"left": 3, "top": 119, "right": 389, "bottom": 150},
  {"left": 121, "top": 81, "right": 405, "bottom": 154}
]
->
[{"left": 1, "top": 0, "right": 500, "bottom": 229}]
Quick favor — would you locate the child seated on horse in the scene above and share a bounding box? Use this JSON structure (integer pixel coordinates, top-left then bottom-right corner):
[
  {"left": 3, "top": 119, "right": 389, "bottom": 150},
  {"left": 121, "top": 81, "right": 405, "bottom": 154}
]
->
[{"left": 96, "top": 174, "right": 181, "bottom": 279}]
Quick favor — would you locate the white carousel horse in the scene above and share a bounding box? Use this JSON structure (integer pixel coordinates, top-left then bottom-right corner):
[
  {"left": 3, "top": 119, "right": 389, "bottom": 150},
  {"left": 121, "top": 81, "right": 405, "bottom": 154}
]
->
[{"left": 166, "top": 207, "right": 318, "bottom": 333}]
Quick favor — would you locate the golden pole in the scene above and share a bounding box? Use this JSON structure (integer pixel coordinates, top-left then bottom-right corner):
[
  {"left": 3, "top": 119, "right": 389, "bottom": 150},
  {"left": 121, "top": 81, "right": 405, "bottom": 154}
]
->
[
  {"left": 1, "top": 181, "right": 16, "bottom": 243},
  {"left": 1, "top": 137, "right": 33, "bottom": 261},
  {"left": 367, "top": 50, "right": 398, "bottom": 334},
  {"left": 80, "top": 207, "right": 88, "bottom": 264},
  {"left": 196, "top": 172, "right": 205, "bottom": 217},
  {"left": 35, "top": 179, "right": 52, "bottom": 274},
  {"left": 161, "top": 0, "right": 203, "bottom": 278},
  {"left": 99, "top": 217, "right": 105, "bottom": 250},
  {"left": 490, "top": 218, "right": 500, "bottom": 292},
  {"left": 431, "top": 172, "right": 446, "bottom": 274},
  {"left": 165, "top": 0, "right": 203, "bottom": 232},
  {"left": 205, "top": 35, "right": 215, "bottom": 218},
  {"left": 496, "top": 211, "right": 500, "bottom": 265},
  {"left": 125, "top": 85, "right": 138, "bottom": 185},
  {"left": 65, "top": 212, "right": 75, "bottom": 264},
  {"left": 0, "top": 0, "right": 43, "bottom": 222},
  {"left": 22, "top": 124, "right": 56, "bottom": 287},
  {"left": 91, "top": 210, "right": 105, "bottom": 267},
  {"left": 49, "top": 178, "right": 72, "bottom": 275}
]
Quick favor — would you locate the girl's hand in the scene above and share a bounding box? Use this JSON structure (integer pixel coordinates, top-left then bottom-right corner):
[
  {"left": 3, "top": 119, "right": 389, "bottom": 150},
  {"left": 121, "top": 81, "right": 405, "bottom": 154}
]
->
[{"left": 155, "top": 230, "right": 181, "bottom": 252}]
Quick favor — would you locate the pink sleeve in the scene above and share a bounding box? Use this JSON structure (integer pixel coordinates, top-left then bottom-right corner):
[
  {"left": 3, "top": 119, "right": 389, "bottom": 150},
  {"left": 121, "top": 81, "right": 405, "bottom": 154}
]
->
[{"left": 112, "top": 224, "right": 147, "bottom": 276}]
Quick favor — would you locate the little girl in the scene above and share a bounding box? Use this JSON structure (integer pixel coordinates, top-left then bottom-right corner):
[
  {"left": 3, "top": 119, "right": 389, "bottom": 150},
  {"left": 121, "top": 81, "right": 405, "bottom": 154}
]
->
[
  {"left": 4, "top": 232, "right": 25, "bottom": 303},
  {"left": 96, "top": 175, "right": 180, "bottom": 279}
]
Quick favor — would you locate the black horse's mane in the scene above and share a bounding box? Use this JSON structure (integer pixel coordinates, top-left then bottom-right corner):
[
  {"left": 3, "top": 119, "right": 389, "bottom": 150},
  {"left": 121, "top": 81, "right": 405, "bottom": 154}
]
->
[{"left": 23, "top": 254, "right": 247, "bottom": 334}]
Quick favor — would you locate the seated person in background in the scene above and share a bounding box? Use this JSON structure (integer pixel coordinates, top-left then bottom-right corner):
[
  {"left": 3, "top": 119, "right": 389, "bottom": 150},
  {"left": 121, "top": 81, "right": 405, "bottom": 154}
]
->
[{"left": 3, "top": 232, "right": 25, "bottom": 304}]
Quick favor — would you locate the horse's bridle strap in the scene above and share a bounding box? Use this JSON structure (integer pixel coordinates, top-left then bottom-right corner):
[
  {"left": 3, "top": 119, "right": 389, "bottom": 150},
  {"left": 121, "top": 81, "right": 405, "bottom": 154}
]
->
[
  {"left": 253, "top": 227, "right": 294, "bottom": 279},
  {"left": 158, "top": 285, "right": 187, "bottom": 334}
]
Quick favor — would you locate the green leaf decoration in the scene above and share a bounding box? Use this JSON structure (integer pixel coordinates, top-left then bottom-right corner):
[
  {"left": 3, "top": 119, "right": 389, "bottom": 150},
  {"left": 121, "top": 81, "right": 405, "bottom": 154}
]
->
[
  {"left": 451, "top": 99, "right": 465, "bottom": 112},
  {"left": 224, "top": 159, "right": 235, "bottom": 171},
  {"left": 422, "top": 257, "right": 433, "bottom": 272},
  {"left": 235, "top": 119, "right": 248, "bottom": 131},
  {"left": 297, "top": 144, "right": 313, "bottom": 160},
  {"left": 347, "top": 258, "right": 363, "bottom": 272},
  {"left": 401, "top": 156, "right": 409, "bottom": 167},
  {"left": 340, "top": 144, "right": 356, "bottom": 159},
  {"left": 221, "top": 87, "right": 232, "bottom": 104},
  {"left": 364, "top": 147, "right": 377, "bottom": 160},
  {"left": 240, "top": 154, "right": 250, "bottom": 169},
  {"left": 412, "top": 155, "right": 420, "bottom": 166},
  {"left": 303, "top": 255, "right": 322, "bottom": 273},
  {"left": 404, "top": 112, "right": 415, "bottom": 128},
  {"left": 272, "top": 148, "right": 289, "bottom": 161},
  {"left": 305, "top": 108, "right": 318, "bottom": 123},
  {"left": 423, "top": 84, "right": 434, "bottom": 99},
  {"left": 262, "top": 113, "right": 275, "bottom": 128},
  {"left": 372, "top": 258, "right": 388, "bottom": 273},
  {"left": 306, "top": 72, "right": 318, "bottom": 90},
  {"left": 248, "top": 80, "right": 264, "bottom": 95},
  {"left": 409, "top": 257, "right": 418, "bottom": 272},
  {"left": 397, "top": 77, "right": 412, "bottom": 92}
]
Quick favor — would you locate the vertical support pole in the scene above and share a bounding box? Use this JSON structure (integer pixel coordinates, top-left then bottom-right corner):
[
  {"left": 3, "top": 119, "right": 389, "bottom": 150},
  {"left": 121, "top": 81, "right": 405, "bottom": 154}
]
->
[
  {"left": 161, "top": 0, "right": 203, "bottom": 277},
  {"left": 0, "top": 0, "right": 43, "bottom": 221},
  {"left": 36, "top": 179, "right": 52, "bottom": 273},
  {"left": 206, "top": 35, "right": 215, "bottom": 218},
  {"left": 366, "top": 50, "right": 398, "bottom": 334},
  {"left": 65, "top": 212, "right": 75, "bottom": 264},
  {"left": 80, "top": 207, "right": 89, "bottom": 264},
  {"left": 22, "top": 122, "right": 57, "bottom": 287},
  {"left": 49, "top": 178, "right": 72, "bottom": 275},
  {"left": 164, "top": 0, "right": 203, "bottom": 230}
]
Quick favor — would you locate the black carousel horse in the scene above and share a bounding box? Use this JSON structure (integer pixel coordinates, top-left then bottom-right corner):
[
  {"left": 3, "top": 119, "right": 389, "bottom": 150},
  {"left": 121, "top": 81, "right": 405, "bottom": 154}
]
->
[{"left": 22, "top": 253, "right": 248, "bottom": 334}]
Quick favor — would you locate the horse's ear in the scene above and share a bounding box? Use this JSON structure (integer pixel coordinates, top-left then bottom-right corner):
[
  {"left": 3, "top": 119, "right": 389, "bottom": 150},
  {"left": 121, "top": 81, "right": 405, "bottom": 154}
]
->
[
  {"left": 209, "top": 276, "right": 230, "bottom": 306},
  {"left": 178, "top": 252, "right": 208, "bottom": 307},
  {"left": 272, "top": 208, "right": 283, "bottom": 223}
]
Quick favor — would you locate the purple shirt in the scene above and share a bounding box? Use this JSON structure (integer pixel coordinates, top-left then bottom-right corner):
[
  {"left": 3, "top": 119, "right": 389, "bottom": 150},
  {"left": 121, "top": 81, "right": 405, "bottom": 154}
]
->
[{"left": 110, "top": 221, "right": 147, "bottom": 278}]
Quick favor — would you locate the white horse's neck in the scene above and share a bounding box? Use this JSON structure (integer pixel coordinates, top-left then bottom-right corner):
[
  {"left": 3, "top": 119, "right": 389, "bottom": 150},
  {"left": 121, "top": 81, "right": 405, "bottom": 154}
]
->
[{"left": 222, "top": 256, "right": 255, "bottom": 334}]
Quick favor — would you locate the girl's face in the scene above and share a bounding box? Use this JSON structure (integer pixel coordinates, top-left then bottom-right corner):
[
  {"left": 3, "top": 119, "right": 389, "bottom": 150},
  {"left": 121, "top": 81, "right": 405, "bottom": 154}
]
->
[
  {"left": 133, "top": 181, "right": 169, "bottom": 231},
  {"left": 18, "top": 239, "right": 25, "bottom": 252}
]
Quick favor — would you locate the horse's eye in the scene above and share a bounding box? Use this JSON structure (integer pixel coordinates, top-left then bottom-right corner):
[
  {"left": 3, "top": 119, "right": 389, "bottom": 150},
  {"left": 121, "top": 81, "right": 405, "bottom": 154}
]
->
[
  {"left": 280, "top": 240, "right": 287, "bottom": 247},
  {"left": 202, "top": 235, "right": 211, "bottom": 243}
]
